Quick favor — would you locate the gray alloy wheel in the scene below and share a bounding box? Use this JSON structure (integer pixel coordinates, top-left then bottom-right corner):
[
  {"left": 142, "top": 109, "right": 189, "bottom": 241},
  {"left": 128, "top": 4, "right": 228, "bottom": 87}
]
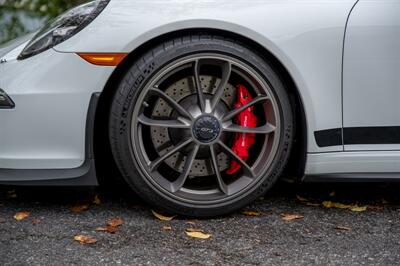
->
[{"left": 109, "top": 35, "right": 294, "bottom": 217}]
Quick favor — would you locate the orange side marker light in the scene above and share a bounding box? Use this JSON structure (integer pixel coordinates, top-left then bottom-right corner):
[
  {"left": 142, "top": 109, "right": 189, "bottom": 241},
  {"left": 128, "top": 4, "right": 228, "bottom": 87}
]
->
[{"left": 77, "top": 53, "right": 128, "bottom": 66}]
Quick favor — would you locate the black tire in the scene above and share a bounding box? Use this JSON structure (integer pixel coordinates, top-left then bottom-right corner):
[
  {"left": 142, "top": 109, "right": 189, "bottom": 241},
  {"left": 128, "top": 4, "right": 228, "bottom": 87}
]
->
[{"left": 109, "top": 34, "right": 294, "bottom": 217}]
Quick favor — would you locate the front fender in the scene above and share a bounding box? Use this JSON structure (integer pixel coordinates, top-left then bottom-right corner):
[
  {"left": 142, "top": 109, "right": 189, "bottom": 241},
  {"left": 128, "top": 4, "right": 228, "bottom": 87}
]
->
[{"left": 55, "top": 0, "right": 358, "bottom": 153}]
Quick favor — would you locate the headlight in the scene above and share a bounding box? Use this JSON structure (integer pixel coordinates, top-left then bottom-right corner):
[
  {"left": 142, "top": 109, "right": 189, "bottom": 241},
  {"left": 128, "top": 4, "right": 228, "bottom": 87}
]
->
[{"left": 18, "top": 0, "right": 110, "bottom": 60}]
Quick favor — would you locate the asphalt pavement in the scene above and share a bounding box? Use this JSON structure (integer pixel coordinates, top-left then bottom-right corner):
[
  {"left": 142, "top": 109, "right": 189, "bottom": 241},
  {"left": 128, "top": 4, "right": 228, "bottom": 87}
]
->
[{"left": 0, "top": 181, "right": 399, "bottom": 265}]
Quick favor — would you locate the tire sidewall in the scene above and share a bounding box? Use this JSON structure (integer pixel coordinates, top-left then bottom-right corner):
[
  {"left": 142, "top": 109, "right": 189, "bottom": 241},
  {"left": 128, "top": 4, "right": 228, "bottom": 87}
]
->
[{"left": 109, "top": 36, "right": 293, "bottom": 217}]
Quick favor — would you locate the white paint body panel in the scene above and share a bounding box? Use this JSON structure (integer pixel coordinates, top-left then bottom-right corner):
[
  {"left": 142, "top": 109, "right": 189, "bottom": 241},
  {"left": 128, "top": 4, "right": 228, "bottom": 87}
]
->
[
  {"left": 0, "top": 47, "right": 114, "bottom": 169},
  {"left": 343, "top": 0, "right": 400, "bottom": 151},
  {"left": 306, "top": 151, "right": 400, "bottom": 175}
]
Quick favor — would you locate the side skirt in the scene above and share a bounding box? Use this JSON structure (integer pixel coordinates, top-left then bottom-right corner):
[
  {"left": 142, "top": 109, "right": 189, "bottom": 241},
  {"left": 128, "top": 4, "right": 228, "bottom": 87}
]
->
[{"left": 304, "top": 150, "right": 400, "bottom": 182}]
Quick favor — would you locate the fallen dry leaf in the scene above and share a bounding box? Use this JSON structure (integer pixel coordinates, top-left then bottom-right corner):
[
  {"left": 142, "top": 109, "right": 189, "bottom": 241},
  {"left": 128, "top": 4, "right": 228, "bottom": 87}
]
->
[
  {"left": 93, "top": 194, "right": 101, "bottom": 205},
  {"left": 14, "top": 211, "right": 30, "bottom": 221},
  {"left": 106, "top": 218, "right": 123, "bottom": 227},
  {"left": 186, "top": 228, "right": 204, "bottom": 232},
  {"left": 335, "top": 226, "right": 351, "bottom": 231},
  {"left": 185, "top": 220, "right": 197, "bottom": 225},
  {"left": 322, "top": 201, "right": 349, "bottom": 209},
  {"left": 151, "top": 210, "right": 176, "bottom": 221},
  {"left": 296, "top": 195, "right": 308, "bottom": 202},
  {"left": 95, "top": 218, "right": 123, "bottom": 234},
  {"left": 185, "top": 230, "right": 211, "bottom": 239},
  {"left": 162, "top": 226, "right": 172, "bottom": 231},
  {"left": 74, "top": 235, "right": 98, "bottom": 245},
  {"left": 350, "top": 206, "right": 367, "bottom": 212},
  {"left": 7, "top": 190, "right": 17, "bottom": 199},
  {"left": 32, "top": 218, "right": 41, "bottom": 225},
  {"left": 322, "top": 201, "right": 368, "bottom": 212},
  {"left": 95, "top": 226, "right": 118, "bottom": 234},
  {"left": 281, "top": 213, "right": 304, "bottom": 221},
  {"left": 242, "top": 211, "right": 262, "bottom": 216},
  {"left": 70, "top": 203, "right": 90, "bottom": 213}
]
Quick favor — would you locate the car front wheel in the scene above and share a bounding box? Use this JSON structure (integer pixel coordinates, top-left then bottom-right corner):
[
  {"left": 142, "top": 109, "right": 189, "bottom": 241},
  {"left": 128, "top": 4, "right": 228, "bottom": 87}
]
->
[{"left": 109, "top": 34, "right": 294, "bottom": 217}]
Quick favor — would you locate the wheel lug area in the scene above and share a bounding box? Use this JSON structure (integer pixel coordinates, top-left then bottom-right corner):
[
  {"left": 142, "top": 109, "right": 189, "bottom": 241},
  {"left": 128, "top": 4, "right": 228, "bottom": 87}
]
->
[{"left": 192, "top": 115, "right": 221, "bottom": 144}]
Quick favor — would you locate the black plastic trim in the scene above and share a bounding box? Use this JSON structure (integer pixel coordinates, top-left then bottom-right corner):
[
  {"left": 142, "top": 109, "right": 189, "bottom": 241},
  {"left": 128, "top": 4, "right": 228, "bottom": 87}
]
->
[
  {"left": 0, "top": 93, "right": 100, "bottom": 186},
  {"left": 314, "top": 128, "right": 342, "bottom": 147},
  {"left": 0, "top": 159, "right": 97, "bottom": 186},
  {"left": 343, "top": 126, "right": 400, "bottom": 145},
  {"left": 0, "top": 89, "right": 15, "bottom": 109},
  {"left": 315, "top": 126, "right": 400, "bottom": 147}
]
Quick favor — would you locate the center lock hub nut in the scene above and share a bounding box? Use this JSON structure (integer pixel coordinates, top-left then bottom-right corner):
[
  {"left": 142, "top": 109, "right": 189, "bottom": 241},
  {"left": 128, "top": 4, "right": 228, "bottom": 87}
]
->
[{"left": 192, "top": 116, "right": 221, "bottom": 143}]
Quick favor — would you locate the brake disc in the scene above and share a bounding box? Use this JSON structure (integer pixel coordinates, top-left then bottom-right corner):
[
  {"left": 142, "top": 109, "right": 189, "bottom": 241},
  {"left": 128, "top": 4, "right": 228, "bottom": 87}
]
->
[{"left": 150, "top": 75, "right": 236, "bottom": 176}]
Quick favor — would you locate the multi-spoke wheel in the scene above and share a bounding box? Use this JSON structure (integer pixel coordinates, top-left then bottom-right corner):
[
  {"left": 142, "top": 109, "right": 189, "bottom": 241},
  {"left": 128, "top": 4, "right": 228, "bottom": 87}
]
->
[{"left": 109, "top": 35, "right": 294, "bottom": 217}]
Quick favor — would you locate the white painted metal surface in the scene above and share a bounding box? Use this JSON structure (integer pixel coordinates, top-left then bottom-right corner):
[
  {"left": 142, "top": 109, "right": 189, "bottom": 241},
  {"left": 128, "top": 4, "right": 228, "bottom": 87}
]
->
[{"left": 343, "top": 1, "right": 400, "bottom": 151}]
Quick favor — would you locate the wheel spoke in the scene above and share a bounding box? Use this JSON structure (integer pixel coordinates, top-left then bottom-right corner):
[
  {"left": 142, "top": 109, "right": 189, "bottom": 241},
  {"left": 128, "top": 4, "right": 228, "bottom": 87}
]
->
[
  {"left": 133, "top": 53, "right": 281, "bottom": 201},
  {"left": 218, "top": 141, "right": 255, "bottom": 178},
  {"left": 193, "top": 60, "right": 206, "bottom": 112},
  {"left": 210, "top": 62, "right": 231, "bottom": 111},
  {"left": 223, "top": 122, "right": 276, "bottom": 134},
  {"left": 210, "top": 144, "right": 228, "bottom": 195},
  {"left": 222, "top": 95, "right": 269, "bottom": 122},
  {"left": 149, "top": 88, "right": 192, "bottom": 119},
  {"left": 138, "top": 114, "right": 191, "bottom": 128},
  {"left": 170, "top": 144, "right": 200, "bottom": 192},
  {"left": 149, "top": 138, "right": 193, "bottom": 172}
]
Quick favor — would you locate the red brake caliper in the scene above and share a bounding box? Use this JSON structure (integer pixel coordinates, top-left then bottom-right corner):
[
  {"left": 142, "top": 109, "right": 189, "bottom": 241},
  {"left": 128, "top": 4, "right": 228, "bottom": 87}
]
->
[{"left": 226, "top": 84, "right": 258, "bottom": 175}]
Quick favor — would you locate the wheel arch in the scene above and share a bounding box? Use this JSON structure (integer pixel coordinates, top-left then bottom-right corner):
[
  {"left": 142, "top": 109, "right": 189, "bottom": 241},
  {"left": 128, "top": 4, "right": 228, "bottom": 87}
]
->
[{"left": 94, "top": 28, "right": 307, "bottom": 183}]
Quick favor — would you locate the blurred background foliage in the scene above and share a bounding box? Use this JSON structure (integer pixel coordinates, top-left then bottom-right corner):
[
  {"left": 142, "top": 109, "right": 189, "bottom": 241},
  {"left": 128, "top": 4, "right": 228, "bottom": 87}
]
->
[{"left": 0, "top": 0, "right": 87, "bottom": 44}]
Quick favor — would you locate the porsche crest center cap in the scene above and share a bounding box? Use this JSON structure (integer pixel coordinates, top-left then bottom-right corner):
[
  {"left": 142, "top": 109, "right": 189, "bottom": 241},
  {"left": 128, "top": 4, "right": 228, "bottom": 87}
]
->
[{"left": 192, "top": 116, "right": 220, "bottom": 143}]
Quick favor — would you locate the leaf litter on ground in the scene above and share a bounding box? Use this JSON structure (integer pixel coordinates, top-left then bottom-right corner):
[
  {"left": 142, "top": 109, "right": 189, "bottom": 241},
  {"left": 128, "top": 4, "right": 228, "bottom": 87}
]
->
[
  {"left": 242, "top": 211, "right": 263, "bottom": 216},
  {"left": 151, "top": 210, "right": 176, "bottom": 221},
  {"left": 70, "top": 203, "right": 90, "bottom": 213},
  {"left": 95, "top": 218, "right": 124, "bottom": 234},
  {"left": 92, "top": 194, "right": 101, "bottom": 205},
  {"left": 322, "top": 201, "right": 368, "bottom": 212},
  {"left": 335, "top": 225, "right": 351, "bottom": 231},
  {"left": 281, "top": 213, "right": 304, "bottom": 221},
  {"left": 14, "top": 211, "right": 30, "bottom": 221},
  {"left": 74, "top": 235, "right": 98, "bottom": 245},
  {"left": 185, "top": 230, "right": 212, "bottom": 239}
]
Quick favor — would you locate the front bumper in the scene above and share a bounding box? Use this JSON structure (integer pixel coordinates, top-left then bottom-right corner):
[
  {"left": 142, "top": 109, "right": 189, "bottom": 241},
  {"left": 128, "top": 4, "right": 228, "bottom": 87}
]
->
[
  {"left": 0, "top": 40, "right": 114, "bottom": 173},
  {"left": 0, "top": 94, "right": 99, "bottom": 186}
]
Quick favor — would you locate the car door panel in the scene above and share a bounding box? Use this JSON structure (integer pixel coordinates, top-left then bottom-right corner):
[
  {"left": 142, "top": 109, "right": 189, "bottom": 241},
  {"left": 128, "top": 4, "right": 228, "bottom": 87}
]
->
[{"left": 343, "top": 0, "right": 400, "bottom": 151}]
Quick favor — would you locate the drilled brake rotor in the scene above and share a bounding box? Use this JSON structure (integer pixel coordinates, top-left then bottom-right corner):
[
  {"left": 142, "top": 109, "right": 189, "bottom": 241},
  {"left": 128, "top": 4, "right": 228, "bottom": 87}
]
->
[{"left": 150, "top": 75, "right": 236, "bottom": 176}]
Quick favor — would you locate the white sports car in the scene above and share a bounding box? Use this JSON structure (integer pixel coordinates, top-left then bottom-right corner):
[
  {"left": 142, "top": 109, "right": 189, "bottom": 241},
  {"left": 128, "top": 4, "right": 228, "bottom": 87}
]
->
[{"left": 0, "top": 0, "right": 398, "bottom": 216}]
